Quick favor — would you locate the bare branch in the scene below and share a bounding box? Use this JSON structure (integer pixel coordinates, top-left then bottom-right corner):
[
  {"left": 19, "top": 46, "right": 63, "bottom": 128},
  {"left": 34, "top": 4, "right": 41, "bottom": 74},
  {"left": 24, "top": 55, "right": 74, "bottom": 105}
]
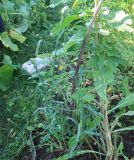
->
[{"left": 72, "top": 0, "right": 103, "bottom": 92}]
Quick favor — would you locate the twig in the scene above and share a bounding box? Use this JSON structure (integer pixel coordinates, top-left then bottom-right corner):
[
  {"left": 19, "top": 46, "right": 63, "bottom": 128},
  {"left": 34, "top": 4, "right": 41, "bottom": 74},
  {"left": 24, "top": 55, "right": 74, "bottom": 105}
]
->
[
  {"left": 30, "top": 131, "right": 36, "bottom": 160},
  {"left": 72, "top": 0, "right": 103, "bottom": 92}
]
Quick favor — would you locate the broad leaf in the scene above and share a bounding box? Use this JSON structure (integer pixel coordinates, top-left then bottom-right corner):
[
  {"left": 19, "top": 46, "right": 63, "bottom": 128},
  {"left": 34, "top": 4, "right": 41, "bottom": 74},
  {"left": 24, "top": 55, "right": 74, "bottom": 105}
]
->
[
  {"left": 4, "top": 0, "right": 14, "bottom": 12},
  {"left": 15, "top": 18, "right": 29, "bottom": 33},
  {"left": 95, "top": 80, "right": 107, "bottom": 101},
  {"left": 0, "top": 65, "right": 13, "bottom": 91},
  {"left": 94, "top": 64, "right": 114, "bottom": 101},
  {"left": 51, "top": 15, "right": 79, "bottom": 36},
  {"left": 0, "top": 32, "right": 18, "bottom": 51},
  {"left": 3, "top": 54, "right": 12, "bottom": 65},
  {"left": 72, "top": 88, "right": 87, "bottom": 102},
  {"left": 9, "top": 30, "right": 26, "bottom": 43},
  {"left": 63, "top": 27, "right": 86, "bottom": 52}
]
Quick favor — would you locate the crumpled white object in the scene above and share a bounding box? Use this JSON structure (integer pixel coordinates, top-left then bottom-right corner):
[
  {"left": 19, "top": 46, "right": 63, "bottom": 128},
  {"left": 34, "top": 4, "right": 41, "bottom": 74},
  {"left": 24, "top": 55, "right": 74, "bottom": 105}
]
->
[{"left": 22, "top": 57, "right": 52, "bottom": 75}]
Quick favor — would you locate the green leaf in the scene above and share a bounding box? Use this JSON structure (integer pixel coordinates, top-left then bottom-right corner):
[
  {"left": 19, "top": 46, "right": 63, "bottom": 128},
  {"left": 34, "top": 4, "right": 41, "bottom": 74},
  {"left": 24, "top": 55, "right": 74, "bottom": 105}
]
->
[
  {"left": 63, "top": 41, "right": 76, "bottom": 52},
  {"left": 3, "top": 54, "right": 12, "bottom": 65},
  {"left": 69, "top": 124, "right": 80, "bottom": 157},
  {"left": 63, "top": 27, "right": 86, "bottom": 52},
  {"left": 93, "top": 63, "right": 114, "bottom": 101},
  {"left": 15, "top": 18, "right": 29, "bottom": 33},
  {"left": 111, "top": 111, "right": 134, "bottom": 131},
  {"left": 123, "top": 111, "right": 134, "bottom": 116},
  {"left": 113, "top": 126, "right": 134, "bottom": 133},
  {"left": 4, "top": 0, "right": 14, "bottom": 12},
  {"left": 108, "top": 56, "right": 126, "bottom": 70},
  {"left": 56, "top": 150, "right": 104, "bottom": 160},
  {"left": 109, "top": 93, "right": 134, "bottom": 114},
  {"left": 100, "top": 64, "right": 114, "bottom": 83},
  {"left": 72, "top": 88, "right": 87, "bottom": 102},
  {"left": 9, "top": 30, "right": 26, "bottom": 43},
  {"left": 118, "top": 142, "right": 124, "bottom": 154},
  {"left": 89, "top": 55, "right": 99, "bottom": 68},
  {"left": 50, "top": 0, "right": 71, "bottom": 8},
  {"left": 81, "top": 94, "right": 95, "bottom": 103},
  {"left": 88, "top": 116, "right": 101, "bottom": 129},
  {"left": 51, "top": 15, "right": 79, "bottom": 36},
  {"left": 95, "top": 80, "right": 107, "bottom": 101},
  {"left": 73, "top": 0, "right": 87, "bottom": 8},
  {"left": 0, "top": 65, "right": 13, "bottom": 91},
  {"left": 68, "top": 135, "right": 77, "bottom": 150},
  {"left": 26, "top": 126, "right": 34, "bottom": 131},
  {"left": 0, "top": 32, "right": 19, "bottom": 51},
  {"left": 4, "top": 0, "right": 14, "bottom": 13}
]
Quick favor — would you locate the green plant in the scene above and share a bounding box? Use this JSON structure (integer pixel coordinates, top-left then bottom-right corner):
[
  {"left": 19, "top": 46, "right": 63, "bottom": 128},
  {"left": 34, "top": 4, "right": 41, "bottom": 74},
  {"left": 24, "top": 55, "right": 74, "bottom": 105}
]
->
[
  {"left": 1, "top": 0, "right": 134, "bottom": 160},
  {"left": 0, "top": 54, "right": 14, "bottom": 91},
  {"left": 45, "top": 0, "right": 134, "bottom": 159}
]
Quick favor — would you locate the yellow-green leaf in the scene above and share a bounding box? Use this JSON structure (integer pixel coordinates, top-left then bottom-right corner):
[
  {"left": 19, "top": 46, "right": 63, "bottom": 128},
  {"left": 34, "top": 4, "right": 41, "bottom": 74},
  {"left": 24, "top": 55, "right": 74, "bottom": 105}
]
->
[
  {"left": 9, "top": 30, "right": 26, "bottom": 43},
  {"left": 0, "top": 32, "right": 18, "bottom": 51}
]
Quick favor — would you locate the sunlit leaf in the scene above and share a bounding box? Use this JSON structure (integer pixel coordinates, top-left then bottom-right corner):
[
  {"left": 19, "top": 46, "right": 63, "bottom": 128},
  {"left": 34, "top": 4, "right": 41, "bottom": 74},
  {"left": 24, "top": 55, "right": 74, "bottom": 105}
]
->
[
  {"left": 9, "top": 30, "right": 26, "bottom": 43},
  {"left": 0, "top": 32, "right": 18, "bottom": 51}
]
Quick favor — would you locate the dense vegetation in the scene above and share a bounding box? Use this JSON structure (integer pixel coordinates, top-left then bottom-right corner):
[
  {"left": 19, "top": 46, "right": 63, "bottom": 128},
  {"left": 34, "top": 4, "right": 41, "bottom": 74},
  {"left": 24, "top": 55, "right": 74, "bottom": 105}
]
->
[{"left": 0, "top": 0, "right": 134, "bottom": 160}]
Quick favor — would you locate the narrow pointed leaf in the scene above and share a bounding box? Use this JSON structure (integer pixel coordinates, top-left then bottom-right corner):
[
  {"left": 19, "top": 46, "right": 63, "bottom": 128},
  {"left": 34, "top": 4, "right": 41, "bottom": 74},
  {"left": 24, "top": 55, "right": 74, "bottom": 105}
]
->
[{"left": 109, "top": 93, "right": 134, "bottom": 114}]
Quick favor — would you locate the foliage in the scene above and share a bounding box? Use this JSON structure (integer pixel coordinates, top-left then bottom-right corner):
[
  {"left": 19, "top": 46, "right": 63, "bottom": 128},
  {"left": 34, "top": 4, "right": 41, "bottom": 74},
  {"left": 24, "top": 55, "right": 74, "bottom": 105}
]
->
[{"left": 0, "top": 0, "right": 134, "bottom": 160}]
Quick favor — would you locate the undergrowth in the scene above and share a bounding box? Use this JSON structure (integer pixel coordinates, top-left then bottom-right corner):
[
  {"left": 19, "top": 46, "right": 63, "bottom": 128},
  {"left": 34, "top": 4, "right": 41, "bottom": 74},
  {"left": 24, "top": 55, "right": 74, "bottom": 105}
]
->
[{"left": 0, "top": 0, "right": 134, "bottom": 160}]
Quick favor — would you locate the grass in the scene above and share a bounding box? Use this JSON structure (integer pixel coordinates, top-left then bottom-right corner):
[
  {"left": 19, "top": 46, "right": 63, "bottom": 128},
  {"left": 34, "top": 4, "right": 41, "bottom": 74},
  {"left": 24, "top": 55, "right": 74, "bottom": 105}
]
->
[{"left": 0, "top": 1, "right": 134, "bottom": 159}]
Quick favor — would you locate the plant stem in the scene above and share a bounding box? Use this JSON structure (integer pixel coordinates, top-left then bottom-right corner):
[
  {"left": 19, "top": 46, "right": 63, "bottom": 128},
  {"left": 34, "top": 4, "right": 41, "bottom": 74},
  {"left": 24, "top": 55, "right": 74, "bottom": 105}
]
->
[
  {"left": 72, "top": 0, "right": 103, "bottom": 93},
  {"left": 30, "top": 131, "right": 36, "bottom": 160},
  {"left": 94, "top": 0, "right": 99, "bottom": 47},
  {"left": 101, "top": 101, "right": 115, "bottom": 160}
]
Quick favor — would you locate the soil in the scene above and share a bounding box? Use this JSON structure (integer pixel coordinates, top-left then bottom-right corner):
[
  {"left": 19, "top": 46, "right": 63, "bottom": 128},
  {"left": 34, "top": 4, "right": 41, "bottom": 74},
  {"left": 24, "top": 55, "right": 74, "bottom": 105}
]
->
[
  {"left": 122, "top": 131, "right": 134, "bottom": 158},
  {"left": 19, "top": 150, "right": 94, "bottom": 160},
  {"left": 18, "top": 131, "right": 134, "bottom": 160}
]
